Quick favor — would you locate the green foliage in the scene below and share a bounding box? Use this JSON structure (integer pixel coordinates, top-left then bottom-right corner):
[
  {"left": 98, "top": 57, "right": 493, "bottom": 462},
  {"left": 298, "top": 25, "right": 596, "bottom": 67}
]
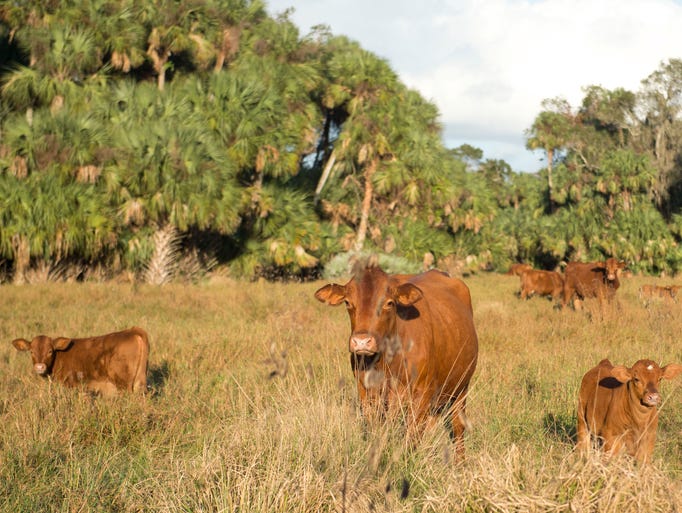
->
[
  {"left": 1, "top": 3, "right": 682, "bottom": 279},
  {"left": 321, "top": 251, "right": 421, "bottom": 279}
]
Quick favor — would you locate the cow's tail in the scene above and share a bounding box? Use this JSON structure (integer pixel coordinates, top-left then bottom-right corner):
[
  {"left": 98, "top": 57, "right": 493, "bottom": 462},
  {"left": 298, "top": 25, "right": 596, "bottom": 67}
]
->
[{"left": 131, "top": 327, "right": 150, "bottom": 393}]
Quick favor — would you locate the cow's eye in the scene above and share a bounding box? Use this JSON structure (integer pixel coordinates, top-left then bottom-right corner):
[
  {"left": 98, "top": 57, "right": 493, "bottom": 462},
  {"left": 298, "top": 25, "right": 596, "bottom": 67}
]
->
[
  {"left": 344, "top": 300, "right": 353, "bottom": 309},
  {"left": 384, "top": 299, "right": 395, "bottom": 309}
]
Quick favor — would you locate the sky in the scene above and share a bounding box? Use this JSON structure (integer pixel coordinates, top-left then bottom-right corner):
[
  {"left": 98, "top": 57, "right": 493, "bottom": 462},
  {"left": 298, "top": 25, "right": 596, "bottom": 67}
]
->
[{"left": 265, "top": 0, "right": 682, "bottom": 173}]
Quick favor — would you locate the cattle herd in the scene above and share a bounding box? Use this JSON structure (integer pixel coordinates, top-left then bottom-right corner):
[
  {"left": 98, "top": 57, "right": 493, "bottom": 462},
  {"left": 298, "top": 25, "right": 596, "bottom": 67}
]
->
[{"left": 9, "top": 257, "right": 681, "bottom": 466}]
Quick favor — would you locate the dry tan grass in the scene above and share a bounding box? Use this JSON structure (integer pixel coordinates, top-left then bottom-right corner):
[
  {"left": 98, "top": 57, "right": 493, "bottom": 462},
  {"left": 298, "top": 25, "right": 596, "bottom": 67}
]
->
[{"left": 0, "top": 273, "right": 681, "bottom": 512}]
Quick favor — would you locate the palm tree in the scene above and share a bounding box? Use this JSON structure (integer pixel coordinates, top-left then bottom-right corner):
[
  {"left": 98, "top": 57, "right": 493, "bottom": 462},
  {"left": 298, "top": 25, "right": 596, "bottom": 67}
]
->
[
  {"left": 198, "top": 0, "right": 267, "bottom": 72},
  {"left": 138, "top": 0, "right": 197, "bottom": 91},
  {"left": 316, "top": 41, "right": 403, "bottom": 251},
  {"left": 525, "top": 98, "right": 574, "bottom": 213},
  {"left": 2, "top": 21, "right": 102, "bottom": 115},
  {"left": 0, "top": 172, "right": 114, "bottom": 282}
]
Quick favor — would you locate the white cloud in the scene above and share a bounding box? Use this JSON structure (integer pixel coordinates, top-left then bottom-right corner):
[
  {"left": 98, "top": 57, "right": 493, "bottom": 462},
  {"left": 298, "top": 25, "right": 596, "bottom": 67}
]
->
[{"left": 267, "top": 0, "right": 682, "bottom": 171}]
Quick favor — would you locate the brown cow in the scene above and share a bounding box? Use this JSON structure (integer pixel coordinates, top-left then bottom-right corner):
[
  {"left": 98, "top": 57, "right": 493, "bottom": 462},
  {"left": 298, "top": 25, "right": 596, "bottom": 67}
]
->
[
  {"left": 576, "top": 358, "right": 682, "bottom": 463},
  {"left": 519, "top": 269, "right": 564, "bottom": 301},
  {"left": 638, "top": 284, "right": 680, "bottom": 304},
  {"left": 12, "top": 327, "right": 149, "bottom": 395},
  {"left": 506, "top": 263, "right": 533, "bottom": 276},
  {"left": 562, "top": 257, "right": 626, "bottom": 309},
  {"left": 314, "top": 264, "right": 478, "bottom": 456}
]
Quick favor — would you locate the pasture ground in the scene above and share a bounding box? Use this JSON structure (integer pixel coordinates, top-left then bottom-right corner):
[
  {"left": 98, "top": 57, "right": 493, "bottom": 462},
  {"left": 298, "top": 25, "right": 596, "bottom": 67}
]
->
[{"left": 0, "top": 273, "right": 681, "bottom": 512}]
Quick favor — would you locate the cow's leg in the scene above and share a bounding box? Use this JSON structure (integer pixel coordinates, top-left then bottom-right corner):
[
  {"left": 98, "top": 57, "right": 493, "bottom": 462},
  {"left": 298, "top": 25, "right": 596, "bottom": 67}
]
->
[
  {"left": 87, "top": 381, "right": 119, "bottom": 397},
  {"left": 448, "top": 395, "right": 469, "bottom": 461},
  {"left": 602, "top": 438, "right": 622, "bottom": 458},
  {"left": 575, "top": 404, "right": 590, "bottom": 455}
]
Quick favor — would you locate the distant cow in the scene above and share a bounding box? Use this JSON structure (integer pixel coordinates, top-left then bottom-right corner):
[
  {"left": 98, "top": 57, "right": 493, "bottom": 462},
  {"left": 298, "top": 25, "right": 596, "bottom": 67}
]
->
[
  {"left": 576, "top": 359, "right": 682, "bottom": 463},
  {"left": 506, "top": 263, "right": 533, "bottom": 276},
  {"left": 638, "top": 284, "right": 680, "bottom": 304},
  {"left": 314, "top": 264, "right": 478, "bottom": 456},
  {"left": 12, "top": 327, "right": 149, "bottom": 395},
  {"left": 562, "top": 258, "right": 626, "bottom": 309},
  {"left": 519, "top": 269, "right": 564, "bottom": 301}
]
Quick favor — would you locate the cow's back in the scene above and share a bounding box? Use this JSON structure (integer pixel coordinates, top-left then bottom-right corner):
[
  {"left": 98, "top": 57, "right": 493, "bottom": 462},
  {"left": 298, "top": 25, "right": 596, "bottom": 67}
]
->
[
  {"left": 521, "top": 269, "right": 563, "bottom": 299},
  {"left": 52, "top": 327, "right": 149, "bottom": 393}
]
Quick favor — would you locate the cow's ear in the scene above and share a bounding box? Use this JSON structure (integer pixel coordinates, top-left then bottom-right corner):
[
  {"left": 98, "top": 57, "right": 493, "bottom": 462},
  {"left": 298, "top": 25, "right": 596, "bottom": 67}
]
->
[
  {"left": 11, "top": 339, "right": 30, "bottom": 351},
  {"left": 395, "top": 283, "right": 423, "bottom": 307},
  {"left": 661, "top": 363, "right": 682, "bottom": 380},
  {"left": 611, "top": 365, "right": 632, "bottom": 383},
  {"left": 314, "top": 284, "right": 346, "bottom": 306},
  {"left": 53, "top": 337, "right": 73, "bottom": 351}
]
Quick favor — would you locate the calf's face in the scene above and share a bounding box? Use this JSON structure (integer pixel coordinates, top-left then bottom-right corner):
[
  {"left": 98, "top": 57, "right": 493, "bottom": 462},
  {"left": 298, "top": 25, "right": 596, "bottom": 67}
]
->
[
  {"left": 315, "top": 267, "right": 422, "bottom": 355},
  {"left": 12, "top": 336, "right": 73, "bottom": 376},
  {"left": 599, "top": 258, "right": 626, "bottom": 282},
  {"left": 611, "top": 360, "right": 682, "bottom": 407}
]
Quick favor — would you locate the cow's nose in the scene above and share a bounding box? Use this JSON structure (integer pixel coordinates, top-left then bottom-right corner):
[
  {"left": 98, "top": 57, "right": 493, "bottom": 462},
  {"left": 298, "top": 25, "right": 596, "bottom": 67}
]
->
[
  {"left": 350, "top": 334, "right": 376, "bottom": 354},
  {"left": 34, "top": 363, "right": 47, "bottom": 375},
  {"left": 643, "top": 391, "right": 660, "bottom": 407}
]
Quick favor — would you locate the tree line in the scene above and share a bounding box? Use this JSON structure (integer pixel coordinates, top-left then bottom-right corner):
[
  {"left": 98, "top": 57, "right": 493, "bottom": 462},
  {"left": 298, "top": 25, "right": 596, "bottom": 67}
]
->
[{"left": 1, "top": 0, "right": 681, "bottom": 283}]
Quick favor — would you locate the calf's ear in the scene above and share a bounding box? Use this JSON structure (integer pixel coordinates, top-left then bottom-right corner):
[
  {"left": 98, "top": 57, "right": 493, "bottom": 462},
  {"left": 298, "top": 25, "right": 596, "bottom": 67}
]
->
[
  {"left": 53, "top": 337, "right": 73, "bottom": 351},
  {"left": 314, "top": 284, "right": 346, "bottom": 306},
  {"left": 395, "top": 283, "right": 423, "bottom": 307},
  {"left": 661, "top": 363, "right": 682, "bottom": 380},
  {"left": 611, "top": 365, "right": 632, "bottom": 383},
  {"left": 11, "top": 339, "right": 30, "bottom": 351}
]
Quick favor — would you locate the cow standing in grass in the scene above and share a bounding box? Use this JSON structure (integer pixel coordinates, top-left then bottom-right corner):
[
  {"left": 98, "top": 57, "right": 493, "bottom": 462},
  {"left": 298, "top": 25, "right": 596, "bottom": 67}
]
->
[
  {"left": 519, "top": 269, "right": 564, "bottom": 301},
  {"left": 315, "top": 263, "right": 478, "bottom": 457},
  {"left": 562, "top": 258, "right": 626, "bottom": 310},
  {"left": 506, "top": 263, "right": 532, "bottom": 276}
]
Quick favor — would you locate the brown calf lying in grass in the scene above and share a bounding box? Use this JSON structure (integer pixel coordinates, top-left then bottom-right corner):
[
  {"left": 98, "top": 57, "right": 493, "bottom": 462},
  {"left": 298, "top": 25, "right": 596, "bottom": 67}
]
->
[
  {"left": 638, "top": 284, "right": 680, "bottom": 304},
  {"left": 576, "top": 358, "right": 682, "bottom": 463},
  {"left": 12, "top": 327, "right": 149, "bottom": 396}
]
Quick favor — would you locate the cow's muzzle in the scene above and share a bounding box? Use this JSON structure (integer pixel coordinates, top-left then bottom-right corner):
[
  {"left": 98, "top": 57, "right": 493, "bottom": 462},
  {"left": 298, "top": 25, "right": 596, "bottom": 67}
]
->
[
  {"left": 33, "top": 363, "right": 47, "bottom": 375},
  {"left": 349, "top": 333, "right": 379, "bottom": 355},
  {"left": 642, "top": 391, "right": 660, "bottom": 407}
]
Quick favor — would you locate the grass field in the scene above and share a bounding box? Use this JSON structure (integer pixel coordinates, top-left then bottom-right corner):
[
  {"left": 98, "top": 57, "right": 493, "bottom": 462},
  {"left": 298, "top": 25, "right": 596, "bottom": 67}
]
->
[{"left": 1, "top": 272, "right": 681, "bottom": 512}]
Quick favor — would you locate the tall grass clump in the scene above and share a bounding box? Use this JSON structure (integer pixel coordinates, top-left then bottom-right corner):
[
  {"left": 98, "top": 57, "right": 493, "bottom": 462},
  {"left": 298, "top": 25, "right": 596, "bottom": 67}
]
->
[{"left": 0, "top": 272, "right": 681, "bottom": 512}]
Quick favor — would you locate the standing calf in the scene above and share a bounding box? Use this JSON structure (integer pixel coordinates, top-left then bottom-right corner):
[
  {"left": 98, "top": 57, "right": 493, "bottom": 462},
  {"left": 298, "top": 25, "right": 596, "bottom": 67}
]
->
[
  {"left": 519, "top": 269, "right": 564, "bottom": 301},
  {"left": 576, "top": 358, "right": 682, "bottom": 463},
  {"left": 12, "top": 327, "right": 149, "bottom": 395}
]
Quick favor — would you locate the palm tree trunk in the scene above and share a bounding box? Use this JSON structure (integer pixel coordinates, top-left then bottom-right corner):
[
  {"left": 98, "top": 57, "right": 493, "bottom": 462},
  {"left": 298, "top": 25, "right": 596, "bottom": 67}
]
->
[
  {"left": 147, "top": 43, "right": 169, "bottom": 91},
  {"left": 354, "top": 158, "right": 377, "bottom": 252},
  {"left": 547, "top": 148, "right": 554, "bottom": 214},
  {"left": 12, "top": 235, "right": 30, "bottom": 284},
  {"left": 314, "top": 149, "right": 336, "bottom": 205}
]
